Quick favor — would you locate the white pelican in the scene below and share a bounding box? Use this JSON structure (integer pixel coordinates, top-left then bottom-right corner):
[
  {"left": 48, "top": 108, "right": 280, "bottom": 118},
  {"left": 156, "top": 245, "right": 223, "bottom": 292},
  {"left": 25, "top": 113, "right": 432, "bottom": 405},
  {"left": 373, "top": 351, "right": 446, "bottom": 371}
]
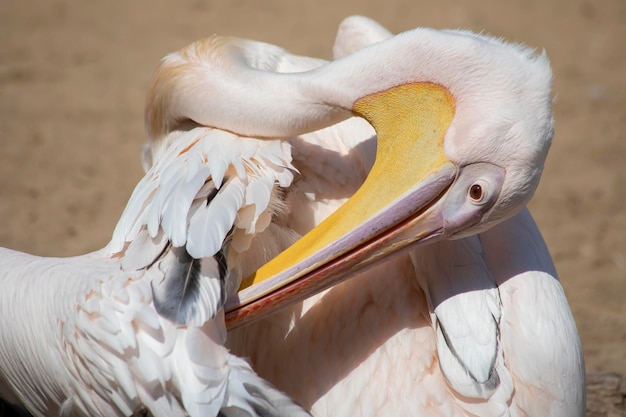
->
[
  {"left": 0, "top": 15, "right": 584, "bottom": 417},
  {"left": 136, "top": 16, "right": 585, "bottom": 415}
]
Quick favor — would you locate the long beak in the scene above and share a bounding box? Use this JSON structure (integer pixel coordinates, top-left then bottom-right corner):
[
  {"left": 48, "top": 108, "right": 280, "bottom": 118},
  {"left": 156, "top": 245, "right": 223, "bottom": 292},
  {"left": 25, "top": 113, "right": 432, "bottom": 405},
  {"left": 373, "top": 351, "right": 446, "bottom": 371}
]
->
[{"left": 225, "top": 82, "right": 456, "bottom": 328}]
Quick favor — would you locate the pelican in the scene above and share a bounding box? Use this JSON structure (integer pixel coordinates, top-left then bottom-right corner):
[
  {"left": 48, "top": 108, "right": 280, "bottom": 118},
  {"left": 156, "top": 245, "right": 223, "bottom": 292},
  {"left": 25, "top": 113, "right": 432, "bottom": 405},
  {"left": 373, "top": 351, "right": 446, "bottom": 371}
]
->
[{"left": 0, "top": 15, "right": 584, "bottom": 417}]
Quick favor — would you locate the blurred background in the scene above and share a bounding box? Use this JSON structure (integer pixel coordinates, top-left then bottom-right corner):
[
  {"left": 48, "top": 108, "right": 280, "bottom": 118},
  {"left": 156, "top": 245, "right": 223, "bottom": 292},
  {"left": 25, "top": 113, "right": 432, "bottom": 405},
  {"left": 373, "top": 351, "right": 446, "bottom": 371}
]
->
[{"left": 0, "top": 0, "right": 624, "bottom": 385}]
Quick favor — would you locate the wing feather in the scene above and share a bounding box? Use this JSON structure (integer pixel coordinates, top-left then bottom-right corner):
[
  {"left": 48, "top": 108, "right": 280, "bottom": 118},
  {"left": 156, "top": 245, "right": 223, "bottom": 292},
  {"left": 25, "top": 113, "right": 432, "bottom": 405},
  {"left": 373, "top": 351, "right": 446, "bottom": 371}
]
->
[
  {"left": 161, "top": 167, "right": 211, "bottom": 247},
  {"left": 151, "top": 246, "right": 226, "bottom": 327},
  {"left": 410, "top": 236, "right": 503, "bottom": 400},
  {"left": 109, "top": 174, "right": 159, "bottom": 254},
  {"left": 109, "top": 127, "right": 294, "bottom": 258},
  {"left": 122, "top": 228, "right": 168, "bottom": 271},
  {"left": 187, "top": 177, "right": 246, "bottom": 260},
  {"left": 240, "top": 174, "right": 274, "bottom": 234}
]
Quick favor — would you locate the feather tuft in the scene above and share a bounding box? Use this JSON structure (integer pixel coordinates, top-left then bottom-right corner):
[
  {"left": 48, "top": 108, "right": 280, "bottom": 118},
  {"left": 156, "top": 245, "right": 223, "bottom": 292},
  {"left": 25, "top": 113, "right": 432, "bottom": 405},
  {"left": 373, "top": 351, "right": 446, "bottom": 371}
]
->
[{"left": 151, "top": 246, "right": 226, "bottom": 326}]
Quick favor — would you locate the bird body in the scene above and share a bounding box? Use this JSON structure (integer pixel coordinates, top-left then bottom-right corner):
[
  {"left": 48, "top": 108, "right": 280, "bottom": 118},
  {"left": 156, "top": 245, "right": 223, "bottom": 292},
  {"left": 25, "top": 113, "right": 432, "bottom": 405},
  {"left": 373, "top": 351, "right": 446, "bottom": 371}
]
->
[
  {"left": 228, "top": 209, "right": 584, "bottom": 416},
  {"left": 226, "top": 96, "right": 584, "bottom": 414},
  {"left": 0, "top": 129, "right": 310, "bottom": 417},
  {"left": 0, "top": 15, "right": 585, "bottom": 417},
  {"left": 224, "top": 17, "right": 584, "bottom": 416},
  {"left": 0, "top": 246, "right": 311, "bottom": 417}
]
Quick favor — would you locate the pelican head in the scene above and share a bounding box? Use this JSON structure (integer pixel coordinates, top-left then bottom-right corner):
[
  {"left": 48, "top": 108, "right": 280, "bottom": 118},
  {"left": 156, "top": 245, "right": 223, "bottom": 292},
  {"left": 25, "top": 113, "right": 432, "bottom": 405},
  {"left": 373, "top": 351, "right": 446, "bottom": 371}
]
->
[
  {"left": 222, "top": 30, "right": 554, "bottom": 325},
  {"left": 139, "top": 26, "right": 555, "bottom": 326},
  {"left": 349, "top": 28, "right": 554, "bottom": 238},
  {"left": 437, "top": 33, "right": 554, "bottom": 237},
  {"left": 351, "top": 35, "right": 555, "bottom": 240}
]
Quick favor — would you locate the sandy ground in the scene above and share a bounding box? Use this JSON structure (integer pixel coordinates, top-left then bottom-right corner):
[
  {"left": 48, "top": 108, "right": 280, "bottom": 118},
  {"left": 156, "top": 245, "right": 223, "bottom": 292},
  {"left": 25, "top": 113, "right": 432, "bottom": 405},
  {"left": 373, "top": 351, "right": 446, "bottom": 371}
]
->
[{"left": 1, "top": 0, "right": 624, "bottom": 384}]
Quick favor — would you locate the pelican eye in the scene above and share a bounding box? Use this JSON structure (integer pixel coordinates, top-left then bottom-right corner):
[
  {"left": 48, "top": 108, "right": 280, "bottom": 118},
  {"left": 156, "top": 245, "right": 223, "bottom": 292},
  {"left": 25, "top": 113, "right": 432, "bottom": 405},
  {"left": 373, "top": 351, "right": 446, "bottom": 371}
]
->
[{"left": 469, "top": 184, "right": 484, "bottom": 202}]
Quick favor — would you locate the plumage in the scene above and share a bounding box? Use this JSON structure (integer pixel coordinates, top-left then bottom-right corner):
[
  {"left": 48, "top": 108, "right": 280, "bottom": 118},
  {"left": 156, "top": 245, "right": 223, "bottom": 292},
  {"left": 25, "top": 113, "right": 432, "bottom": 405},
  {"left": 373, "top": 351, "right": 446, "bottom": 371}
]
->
[
  {"left": 219, "top": 17, "right": 580, "bottom": 416},
  {"left": 0, "top": 14, "right": 584, "bottom": 417},
  {"left": 0, "top": 126, "right": 308, "bottom": 416}
]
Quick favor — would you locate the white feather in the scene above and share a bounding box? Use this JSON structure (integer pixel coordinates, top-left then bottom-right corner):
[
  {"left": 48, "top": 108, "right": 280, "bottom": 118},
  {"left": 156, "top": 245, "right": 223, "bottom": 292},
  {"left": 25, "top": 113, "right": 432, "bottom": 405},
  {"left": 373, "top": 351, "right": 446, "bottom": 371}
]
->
[
  {"left": 122, "top": 228, "right": 168, "bottom": 271},
  {"left": 1, "top": 17, "right": 583, "bottom": 417},
  {"left": 187, "top": 177, "right": 246, "bottom": 259},
  {"left": 161, "top": 170, "right": 209, "bottom": 247}
]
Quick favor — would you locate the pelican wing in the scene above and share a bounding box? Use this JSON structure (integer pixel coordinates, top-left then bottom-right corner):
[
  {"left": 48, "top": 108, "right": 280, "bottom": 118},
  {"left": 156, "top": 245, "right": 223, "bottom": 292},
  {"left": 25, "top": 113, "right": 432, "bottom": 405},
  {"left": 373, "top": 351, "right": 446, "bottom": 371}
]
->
[
  {"left": 410, "top": 236, "right": 504, "bottom": 401},
  {"left": 44, "top": 252, "right": 309, "bottom": 417},
  {"left": 480, "top": 209, "right": 586, "bottom": 415},
  {"left": 108, "top": 128, "right": 295, "bottom": 326},
  {"left": 111, "top": 128, "right": 295, "bottom": 259},
  {"left": 0, "top": 124, "right": 306, "bottom": 416}
]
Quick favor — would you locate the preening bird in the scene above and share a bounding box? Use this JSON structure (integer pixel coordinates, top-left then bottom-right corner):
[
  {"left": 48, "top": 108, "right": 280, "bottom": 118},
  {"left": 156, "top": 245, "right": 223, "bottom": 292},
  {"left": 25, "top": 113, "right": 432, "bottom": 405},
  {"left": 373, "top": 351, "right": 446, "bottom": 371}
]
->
[
  {"left": 220, "top": 18, "right": 585, "bottom": 416},
  {"left": 0, "top": 15, "right": 584, "bottom": 417}
]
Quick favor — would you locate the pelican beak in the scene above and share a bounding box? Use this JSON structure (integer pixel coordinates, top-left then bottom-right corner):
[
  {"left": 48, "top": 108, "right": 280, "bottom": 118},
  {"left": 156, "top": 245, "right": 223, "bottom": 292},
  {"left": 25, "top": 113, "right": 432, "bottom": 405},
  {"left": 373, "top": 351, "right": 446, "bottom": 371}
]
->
[{"left": 225, "top": 82, "right": 456, "bottom": 328}]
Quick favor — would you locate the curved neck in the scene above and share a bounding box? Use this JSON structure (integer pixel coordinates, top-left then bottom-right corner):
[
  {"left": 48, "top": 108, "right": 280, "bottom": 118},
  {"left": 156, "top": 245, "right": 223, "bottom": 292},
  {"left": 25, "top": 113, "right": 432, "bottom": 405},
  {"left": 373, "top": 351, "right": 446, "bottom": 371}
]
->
[
  {"left": 144, "top": 29, "right": 458, "bottom": 141},
  {"left": 144, "top": 36, "right": 349, "bottom": 141},
  {"left": 144, "top": 28, "right": 544, "bottom": 143}
]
